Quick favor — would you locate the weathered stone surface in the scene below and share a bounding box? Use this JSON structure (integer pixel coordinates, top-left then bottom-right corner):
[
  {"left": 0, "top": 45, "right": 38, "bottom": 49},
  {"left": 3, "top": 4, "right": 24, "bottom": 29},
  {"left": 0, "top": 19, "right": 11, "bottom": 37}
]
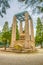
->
[
  {"left": 10, "top": 16, "right": 16, "bottom": 47},
  {"left": 20, "top": 21, "right": 23, "bottom": 35},
  {"left": 10, "top": 12, "right": 35, "bottom": 51},
  {"left": 24, "top": 12, "right": 30, "bottom": 48},
  {"left": 30, "top": 20, "right": 35, "bottom": 50}
]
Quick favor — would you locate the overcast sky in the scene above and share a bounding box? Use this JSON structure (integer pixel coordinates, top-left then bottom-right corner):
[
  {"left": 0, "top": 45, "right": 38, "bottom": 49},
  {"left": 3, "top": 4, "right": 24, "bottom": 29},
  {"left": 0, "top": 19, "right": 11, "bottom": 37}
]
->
[{"left": 0, "top": 0, "right": 43, "bottom": 35}]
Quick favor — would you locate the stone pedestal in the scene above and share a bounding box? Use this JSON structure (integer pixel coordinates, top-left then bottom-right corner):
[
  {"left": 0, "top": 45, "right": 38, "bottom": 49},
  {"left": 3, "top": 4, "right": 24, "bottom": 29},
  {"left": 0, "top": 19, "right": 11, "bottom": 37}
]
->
[{"left": 10, "top": 16, "right": 16, "bottom": 47}]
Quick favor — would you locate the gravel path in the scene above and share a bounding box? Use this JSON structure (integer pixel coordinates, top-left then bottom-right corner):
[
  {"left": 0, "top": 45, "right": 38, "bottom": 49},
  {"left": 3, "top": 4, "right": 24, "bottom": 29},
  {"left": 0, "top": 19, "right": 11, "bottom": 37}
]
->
[{"left": 0, "top": 50, "right": 43, "bottom": 65}]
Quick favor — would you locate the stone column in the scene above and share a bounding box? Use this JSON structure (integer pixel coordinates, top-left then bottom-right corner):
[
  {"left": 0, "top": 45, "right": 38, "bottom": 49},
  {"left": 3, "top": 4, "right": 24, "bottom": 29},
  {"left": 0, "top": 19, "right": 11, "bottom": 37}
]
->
[
  {"left": 10, "top": 16, "right": 16, "bottom": 48},
  {"left": 29, "top": 20, "right": 31, "bottom": 40},
  {"left": 24, "top": 12, "right": 30, "bottom": 49},
  {"left": 20, "top": 21, "right": 23, "bottom": 35},
  {"left": 30, "top": 19, "right": 35, "bottom": 50},
  {"left": 30, "top": 20, "right": 35, "bottom": 42}
]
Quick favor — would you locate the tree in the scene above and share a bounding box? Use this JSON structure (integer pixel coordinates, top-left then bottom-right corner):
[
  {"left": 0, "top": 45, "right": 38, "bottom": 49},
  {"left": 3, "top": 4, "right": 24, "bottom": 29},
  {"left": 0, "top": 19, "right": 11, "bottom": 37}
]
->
[
  {"left": 2, "top": 21, "right": 9, "bottom": 50},
  {"left": 18, "top": 0, "right": 43, "bottom": 13},
  {"left": 8, "top": 27, "right": 12, "bottom": 44},
  {"left": 0, "top": 0, "right": 10, "bottom": 17},
  {"left": 0, "top": 32, "right": 2, "bottom": 42},
  {"left": 42, "top": 24, "right": 43, "bottom": 43},
  {"left": 0, "top": 0, "right": 43, "bottom": 17},
  {"left": 2, "top": 21, "right": 9, "bottom": 32},
  {"left": 35, "top": 17, "right": 43, "bottom": 47}
]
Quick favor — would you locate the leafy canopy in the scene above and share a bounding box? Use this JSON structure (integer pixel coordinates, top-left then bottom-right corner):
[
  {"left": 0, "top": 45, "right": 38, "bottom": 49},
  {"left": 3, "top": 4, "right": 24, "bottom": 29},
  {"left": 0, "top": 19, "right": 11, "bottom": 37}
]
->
[
  {"left": 18, "top": 0, "right": 43, "bottom": 13},
  {"left": 0, "top": 0, "right": 10, "bottom": 17},
  {"left": 0, "top": 0, "right": 43, "bottom": 17}
]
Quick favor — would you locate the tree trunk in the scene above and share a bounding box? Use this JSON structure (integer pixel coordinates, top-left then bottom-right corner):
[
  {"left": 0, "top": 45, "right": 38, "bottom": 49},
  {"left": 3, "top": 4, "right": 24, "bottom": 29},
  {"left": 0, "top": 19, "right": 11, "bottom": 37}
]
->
[{"left": 41, "top": 43, "right": 42, "bottom": 48}]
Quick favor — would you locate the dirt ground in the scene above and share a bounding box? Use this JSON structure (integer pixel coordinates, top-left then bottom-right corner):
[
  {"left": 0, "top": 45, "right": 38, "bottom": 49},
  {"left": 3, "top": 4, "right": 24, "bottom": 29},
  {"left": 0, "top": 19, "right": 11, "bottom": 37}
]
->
[{"left": 0, "top": 48, "right": 43, "bottom": 65}]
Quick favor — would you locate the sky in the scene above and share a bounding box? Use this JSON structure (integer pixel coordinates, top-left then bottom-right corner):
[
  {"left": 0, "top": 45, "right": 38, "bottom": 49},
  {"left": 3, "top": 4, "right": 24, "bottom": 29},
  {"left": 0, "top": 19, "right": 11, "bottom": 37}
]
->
[{"left": 0, "top": 0, "right": 43, "bottom": 35}]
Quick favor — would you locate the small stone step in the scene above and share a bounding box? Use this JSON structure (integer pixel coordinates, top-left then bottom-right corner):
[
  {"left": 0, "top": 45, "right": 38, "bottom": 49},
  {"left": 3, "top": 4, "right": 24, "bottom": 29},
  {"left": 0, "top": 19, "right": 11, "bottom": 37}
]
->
[{"left": 22, "top": 49, "right": 32, "bottom": 52}]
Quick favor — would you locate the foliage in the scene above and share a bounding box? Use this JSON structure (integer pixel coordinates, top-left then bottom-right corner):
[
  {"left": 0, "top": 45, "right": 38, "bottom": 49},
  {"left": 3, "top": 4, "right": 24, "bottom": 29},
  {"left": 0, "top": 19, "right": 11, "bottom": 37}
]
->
[
  {"left": 2, "top": 31, "right": 10, "bottom": 42},
  {"left": 2, "top": 21, "right": 9, "bottom": 32},
  {"left": 0, "top": 32, "right": 2, "bottom": 42},
  {"left": 35, "top": 17, "right": 43, "bottom": 47},
  {"left": 2, "top": 21, "right": 9, "bottom": 45},
  {"left": 18, "top": 0, "right": 43, "bottom": 13},
  {"left": 16, "top": 23, "right": 19, "bottom": 40},
  {"left": 0, "top": 0, "right": 43, "bottom": 17},
  {"left": 42, "top": 24, "right": 43, "bottom": 43},
  {"left": 0, "top": 21, "right": 19, "bottom": 47},
  {"left": 0, "top": 0, "right": 10, "bottom": 17},
  {"left": 8, "top": 27, "right": 12, "bottom": 44}
]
